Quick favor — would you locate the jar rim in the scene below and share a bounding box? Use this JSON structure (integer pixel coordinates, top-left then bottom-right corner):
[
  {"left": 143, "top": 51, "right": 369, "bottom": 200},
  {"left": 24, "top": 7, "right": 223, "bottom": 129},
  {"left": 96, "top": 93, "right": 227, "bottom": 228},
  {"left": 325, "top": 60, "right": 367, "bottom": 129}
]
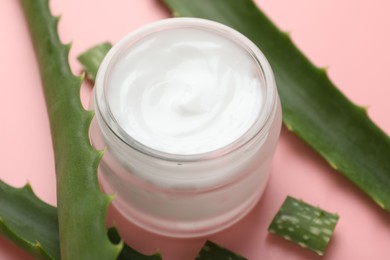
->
[{"left": 94, "top": 17, "right": 278, "bottom": 162}]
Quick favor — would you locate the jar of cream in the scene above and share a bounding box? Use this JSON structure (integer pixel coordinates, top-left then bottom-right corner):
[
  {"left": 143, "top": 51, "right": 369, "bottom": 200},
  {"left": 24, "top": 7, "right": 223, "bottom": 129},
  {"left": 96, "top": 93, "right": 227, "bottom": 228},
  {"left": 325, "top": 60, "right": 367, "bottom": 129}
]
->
[{"left": 90, "top": 18, "right": 282, "bottom": 237}]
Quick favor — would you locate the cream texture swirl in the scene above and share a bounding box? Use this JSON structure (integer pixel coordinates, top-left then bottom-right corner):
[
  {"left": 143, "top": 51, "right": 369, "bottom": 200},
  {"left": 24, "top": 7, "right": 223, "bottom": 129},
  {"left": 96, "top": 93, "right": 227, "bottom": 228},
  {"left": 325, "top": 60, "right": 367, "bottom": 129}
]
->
[{"left": 107, "top": 28, "right": 263, "bottom": 155}]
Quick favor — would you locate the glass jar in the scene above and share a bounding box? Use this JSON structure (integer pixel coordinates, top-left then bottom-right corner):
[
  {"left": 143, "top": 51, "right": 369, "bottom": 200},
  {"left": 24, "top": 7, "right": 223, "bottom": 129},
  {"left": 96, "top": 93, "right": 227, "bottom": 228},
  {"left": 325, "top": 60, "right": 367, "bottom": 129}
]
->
[{"left": 90, "top": 18, "right": 282, "bottom": 238}]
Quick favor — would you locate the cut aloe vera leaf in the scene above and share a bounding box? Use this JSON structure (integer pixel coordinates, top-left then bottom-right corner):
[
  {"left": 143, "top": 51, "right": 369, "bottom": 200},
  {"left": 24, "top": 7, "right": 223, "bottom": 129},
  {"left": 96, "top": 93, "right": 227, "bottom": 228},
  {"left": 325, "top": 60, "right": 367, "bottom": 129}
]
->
[
  {"left": 196, "top": 240, "right": 247, "bottom": 260},
  {"left": 268, "top": 196, "right": 339, "bottom": 255},
  {"left": 20, "top": 0, "right": 121, "bottom": 259},
  {"left": 78, "top": 42, "right": 112, "bottom": 81},
  {"left": 78, "top": 43, "right": 112, "bottom": 78},
  {"left": 0, "top": 180, "right": 59, "bottom": 260},
  {"left": 162, "top": 0, "right": 390, "bottom": 212},
  {"left": 107, "top": 228, "right": 162, "bottom": 260}
]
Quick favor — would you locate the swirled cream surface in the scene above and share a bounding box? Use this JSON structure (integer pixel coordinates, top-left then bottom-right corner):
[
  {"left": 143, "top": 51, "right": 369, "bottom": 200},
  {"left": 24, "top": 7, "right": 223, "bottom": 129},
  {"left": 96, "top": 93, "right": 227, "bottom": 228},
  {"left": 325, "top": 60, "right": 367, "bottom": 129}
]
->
[{"left": 107, "top": 28, "right": 263, "bottom": 155}]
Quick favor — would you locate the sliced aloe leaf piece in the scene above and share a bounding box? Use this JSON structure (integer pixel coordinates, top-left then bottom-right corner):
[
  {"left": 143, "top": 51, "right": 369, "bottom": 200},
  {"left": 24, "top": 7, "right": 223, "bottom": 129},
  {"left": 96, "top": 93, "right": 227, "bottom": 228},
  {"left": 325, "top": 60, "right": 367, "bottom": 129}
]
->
[
  {"left": 78, "top": 42, "right": 112, "bottom": 81},
  {"left": 20, "top": 0, "right": 121, "bottom": 259},
  {"left": 196, "top": 240, "right": 247, "bottom": 260},
  {"left": 162, "top": 0, "right": 390, "bottom": 212},
  {"left": 108, "top": 228, "right": 162, "bottom": 260},
  {"left": 268, "top": 196, "right": 339, "bottom": 255},
  {"left": 0, "top": 180, "right": 59, "bottom": 260}
]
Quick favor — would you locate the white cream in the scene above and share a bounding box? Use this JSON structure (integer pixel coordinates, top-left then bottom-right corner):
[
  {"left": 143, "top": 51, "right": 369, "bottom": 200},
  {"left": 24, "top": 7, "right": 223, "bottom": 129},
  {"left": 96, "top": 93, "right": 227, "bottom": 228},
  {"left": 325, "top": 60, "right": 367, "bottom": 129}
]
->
[
  {"left": 107, "top": 28, "right": 263, "bottom": 155},
  {"left": 92, "top": 18, "right": 281, "bottom": 237}
]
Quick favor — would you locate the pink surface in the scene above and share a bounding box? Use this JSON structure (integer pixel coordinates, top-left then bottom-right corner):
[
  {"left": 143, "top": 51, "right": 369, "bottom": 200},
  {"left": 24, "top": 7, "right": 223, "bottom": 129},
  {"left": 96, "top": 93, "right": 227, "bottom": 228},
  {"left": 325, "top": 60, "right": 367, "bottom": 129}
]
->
[{"left": 0, "top": 0, "right": 389, "bottom": 259}]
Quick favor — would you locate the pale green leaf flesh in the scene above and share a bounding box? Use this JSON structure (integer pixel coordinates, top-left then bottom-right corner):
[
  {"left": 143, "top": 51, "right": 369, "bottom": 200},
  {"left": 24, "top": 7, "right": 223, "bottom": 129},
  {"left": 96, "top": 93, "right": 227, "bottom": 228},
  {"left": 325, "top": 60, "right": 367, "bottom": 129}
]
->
[
  {"left": 163, "top": 0, "right": 390, "bottom": 212},
  {"left": 268, "top": 196, "right": 339, "bottom": 255}
]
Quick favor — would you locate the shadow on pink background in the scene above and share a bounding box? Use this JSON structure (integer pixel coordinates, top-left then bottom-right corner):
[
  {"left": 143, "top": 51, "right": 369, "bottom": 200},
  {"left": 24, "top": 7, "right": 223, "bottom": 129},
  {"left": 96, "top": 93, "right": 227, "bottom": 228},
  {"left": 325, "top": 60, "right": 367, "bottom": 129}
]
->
[{"left": 0, "top": 0, "right": 389, "bottom": 259}]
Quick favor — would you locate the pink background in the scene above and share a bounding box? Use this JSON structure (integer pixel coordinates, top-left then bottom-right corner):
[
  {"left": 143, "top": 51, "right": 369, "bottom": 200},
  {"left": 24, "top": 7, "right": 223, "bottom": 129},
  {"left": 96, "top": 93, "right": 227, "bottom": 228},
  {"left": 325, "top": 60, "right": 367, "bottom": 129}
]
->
[{"left": 1, "top": 0, "right": 389, "bottom": 259}]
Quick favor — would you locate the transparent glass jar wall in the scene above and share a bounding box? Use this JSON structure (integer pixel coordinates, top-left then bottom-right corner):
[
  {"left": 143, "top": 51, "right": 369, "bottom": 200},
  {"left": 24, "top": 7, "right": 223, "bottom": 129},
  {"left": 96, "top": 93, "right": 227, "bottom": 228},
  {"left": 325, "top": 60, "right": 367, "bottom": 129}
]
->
[{"left": 90, "top": 18, "right": 282, "bottom": 238}]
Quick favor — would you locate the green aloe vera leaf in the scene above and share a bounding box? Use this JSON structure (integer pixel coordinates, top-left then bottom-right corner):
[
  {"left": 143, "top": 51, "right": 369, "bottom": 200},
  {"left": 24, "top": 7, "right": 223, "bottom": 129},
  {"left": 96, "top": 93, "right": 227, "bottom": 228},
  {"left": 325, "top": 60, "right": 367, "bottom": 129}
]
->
[
  {"left": 0, "top": 180, "right": 59, "bottom": 260},
  {"left": 0, "top": 180, "right": 163, "bottom": 260},
  {"left": 268, "top": 196, "right": 339, "bottom": 255},
  {"left": 163, "top": 0, "right": 390, "bottom": 211},
  {"left": 78, "top": 42, "right": 112, "bottom": 81},
  {"left": 107, "top": 228, "right": 162, "bottom": 260},
  {"left": 78, "top": 44, "right": 112, "bottom": 78},
  {"left": 20, "top": 0, "right": 121, "bottom": 259},
  {"left": 196, "top": 240, "right": 247, "bottom": 260}
]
